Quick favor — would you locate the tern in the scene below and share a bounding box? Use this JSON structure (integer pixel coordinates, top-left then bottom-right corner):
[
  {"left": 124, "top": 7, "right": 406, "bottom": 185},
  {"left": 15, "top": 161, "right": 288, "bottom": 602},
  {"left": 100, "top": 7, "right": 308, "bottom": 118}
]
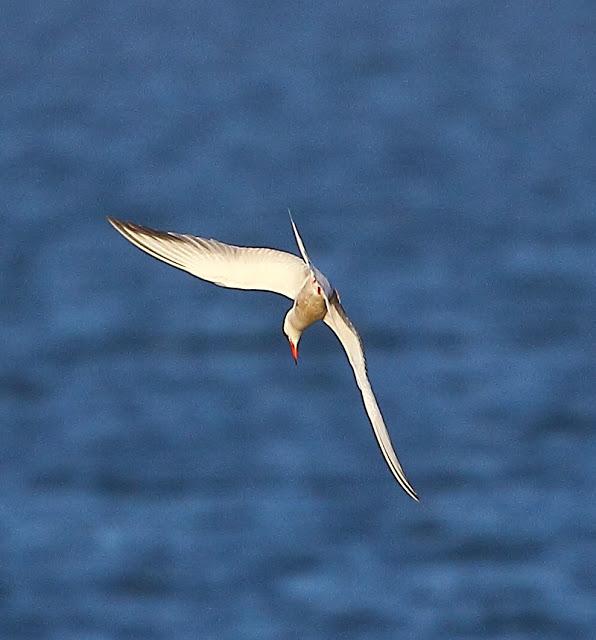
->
[{"left": 108, "top": 214, "right": 419, "bottom": 501}]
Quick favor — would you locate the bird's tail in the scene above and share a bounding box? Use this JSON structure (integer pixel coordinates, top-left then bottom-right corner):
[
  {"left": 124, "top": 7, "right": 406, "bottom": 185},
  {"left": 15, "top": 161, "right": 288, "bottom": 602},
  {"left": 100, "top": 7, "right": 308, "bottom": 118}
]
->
[{"left": 288, "top": 209, "right": 313, "bottom": 267}]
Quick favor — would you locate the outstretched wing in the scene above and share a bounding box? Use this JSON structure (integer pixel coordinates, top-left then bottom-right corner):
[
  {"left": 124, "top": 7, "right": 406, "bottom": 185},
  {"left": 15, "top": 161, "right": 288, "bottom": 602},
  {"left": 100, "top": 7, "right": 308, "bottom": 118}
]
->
[
  {"left": 324, "top": 297, "right": 419, "bottom": 501},
  {"left": 108, "top": 218, "right": 309, "bottom": 300}
]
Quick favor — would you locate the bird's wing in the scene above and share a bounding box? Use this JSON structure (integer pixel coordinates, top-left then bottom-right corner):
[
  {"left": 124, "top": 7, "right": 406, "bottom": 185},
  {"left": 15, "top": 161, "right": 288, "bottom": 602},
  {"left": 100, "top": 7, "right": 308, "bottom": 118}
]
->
[
  {"left": 324, "top": 297, "right": 419, "bottom": 501},
  {"left": 108, "top": 218, "right": 310, "bottom": 300}
]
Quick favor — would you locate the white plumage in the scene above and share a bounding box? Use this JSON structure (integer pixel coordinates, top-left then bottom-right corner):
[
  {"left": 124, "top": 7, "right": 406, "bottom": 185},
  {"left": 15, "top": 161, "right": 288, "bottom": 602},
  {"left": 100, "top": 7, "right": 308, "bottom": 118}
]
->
[{"left": 108, "top": 215, "right": 419, "bottom": 501}]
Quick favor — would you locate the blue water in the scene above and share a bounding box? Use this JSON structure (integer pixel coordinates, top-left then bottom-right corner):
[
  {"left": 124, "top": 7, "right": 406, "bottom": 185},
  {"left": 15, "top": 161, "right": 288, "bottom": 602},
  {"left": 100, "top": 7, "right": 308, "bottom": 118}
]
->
[{"left": 2, "top": 2, "right": 595, "bottom": 638}]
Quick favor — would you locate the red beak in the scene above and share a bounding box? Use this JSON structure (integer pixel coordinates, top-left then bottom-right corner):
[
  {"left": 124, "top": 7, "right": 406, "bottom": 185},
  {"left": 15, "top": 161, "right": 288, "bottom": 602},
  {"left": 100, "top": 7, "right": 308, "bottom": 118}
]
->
[{"left": 290, "top": 341, "right": 298, "bottom": 365}]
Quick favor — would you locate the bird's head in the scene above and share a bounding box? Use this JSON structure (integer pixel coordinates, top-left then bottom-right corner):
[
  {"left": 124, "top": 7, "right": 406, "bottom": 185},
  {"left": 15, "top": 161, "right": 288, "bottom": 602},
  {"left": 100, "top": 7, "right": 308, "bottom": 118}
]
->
[{"left": 282, "top": 311, "right": 302, "bottom": 365}]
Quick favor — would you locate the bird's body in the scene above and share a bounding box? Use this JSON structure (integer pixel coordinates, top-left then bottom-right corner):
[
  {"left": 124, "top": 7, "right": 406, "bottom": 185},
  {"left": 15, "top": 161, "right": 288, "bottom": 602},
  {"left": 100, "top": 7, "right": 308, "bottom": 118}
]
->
[
  {"left": 288, "top": 277, "right": 329, "bottom": 331},
  {"left": 108, "top": 214, "right": 419, "bottom": 501}
]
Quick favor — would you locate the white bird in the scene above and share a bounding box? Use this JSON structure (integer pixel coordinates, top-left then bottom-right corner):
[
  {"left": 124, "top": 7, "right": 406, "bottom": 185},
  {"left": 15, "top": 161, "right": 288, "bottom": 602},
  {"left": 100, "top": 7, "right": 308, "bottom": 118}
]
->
[{"left": 107, "top": 214, "right": 419, "bottom": 501}]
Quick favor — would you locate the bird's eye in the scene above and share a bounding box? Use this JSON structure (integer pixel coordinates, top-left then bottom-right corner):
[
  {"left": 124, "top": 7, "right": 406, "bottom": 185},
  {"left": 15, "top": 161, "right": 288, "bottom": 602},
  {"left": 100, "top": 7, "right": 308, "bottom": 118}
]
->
[{"left": 317, "top": 286, "right": 321, "bottom": 295}]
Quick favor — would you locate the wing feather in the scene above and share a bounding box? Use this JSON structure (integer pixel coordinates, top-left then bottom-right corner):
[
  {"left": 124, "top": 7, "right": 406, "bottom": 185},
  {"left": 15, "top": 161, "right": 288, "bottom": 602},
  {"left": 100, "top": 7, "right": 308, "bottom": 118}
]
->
[
  {"left": 324, "top": 298, "right": 419, "bottom": 501},
  {"left": 108, "top": 218, "right": 309, "bottom": 300}
]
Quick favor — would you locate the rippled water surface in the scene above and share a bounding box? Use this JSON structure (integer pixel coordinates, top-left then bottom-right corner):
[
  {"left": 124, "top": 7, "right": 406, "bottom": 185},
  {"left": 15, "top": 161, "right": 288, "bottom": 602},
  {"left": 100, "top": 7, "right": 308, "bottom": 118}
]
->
[{"left": 2, "top": 2, "right": 595, "bottom": 638}]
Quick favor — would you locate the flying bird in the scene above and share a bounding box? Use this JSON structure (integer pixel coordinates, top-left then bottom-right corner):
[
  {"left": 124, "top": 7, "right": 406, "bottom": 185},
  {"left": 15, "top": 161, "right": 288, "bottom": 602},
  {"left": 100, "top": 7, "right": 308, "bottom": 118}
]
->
[{"left": 107, "top": 214, "right": 419, "bottom": 501}]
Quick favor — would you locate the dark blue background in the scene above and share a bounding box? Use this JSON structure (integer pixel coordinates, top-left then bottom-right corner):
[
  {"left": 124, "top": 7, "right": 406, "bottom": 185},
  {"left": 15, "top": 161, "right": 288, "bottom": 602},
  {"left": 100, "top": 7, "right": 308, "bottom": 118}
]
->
[{"left": 2, "top": 2, "right": 595, "bottom": 638}]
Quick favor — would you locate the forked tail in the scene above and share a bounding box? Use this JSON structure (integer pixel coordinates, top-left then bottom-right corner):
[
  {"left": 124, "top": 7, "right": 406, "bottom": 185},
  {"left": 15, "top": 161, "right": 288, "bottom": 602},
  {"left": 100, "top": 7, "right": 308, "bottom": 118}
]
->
[{"left": 288, "top": 209, "right": 312, "bottom": 267}]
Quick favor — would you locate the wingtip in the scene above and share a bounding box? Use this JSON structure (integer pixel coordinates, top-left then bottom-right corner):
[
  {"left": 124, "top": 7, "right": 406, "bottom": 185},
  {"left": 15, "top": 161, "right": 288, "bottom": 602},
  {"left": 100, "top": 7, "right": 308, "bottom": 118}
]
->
[
  {"left": 106, "top": 216, "right": 122, "bottom": 229},
  {"left": 400, "top": 481, "right": 420, "bottom": 503},
  {"left": 406, "top": 481, "right": 421, "bottom": 503},
  {"left": 396, "top": 473, "right": 420, "bottom": 502},
  {"left": 107, "top": 217, "right": 137, "bottom": 235},
  {"left": 107, "top": 217, "right": 139, "bottom": 240}
]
